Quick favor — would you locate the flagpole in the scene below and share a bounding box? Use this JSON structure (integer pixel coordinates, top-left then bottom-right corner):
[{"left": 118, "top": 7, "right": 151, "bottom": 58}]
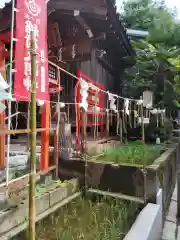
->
[{"left": 6, "top": 0, "right": 15, "bottom": 193}]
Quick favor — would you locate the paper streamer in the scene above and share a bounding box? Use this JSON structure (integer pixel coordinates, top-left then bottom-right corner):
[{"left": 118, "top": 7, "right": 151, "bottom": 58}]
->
[
  {"left": 79, "top": 78, "right": 89, "bottom": 111},
  {"left": 124, "top": 98, "right": 130, "bottom": 115}
]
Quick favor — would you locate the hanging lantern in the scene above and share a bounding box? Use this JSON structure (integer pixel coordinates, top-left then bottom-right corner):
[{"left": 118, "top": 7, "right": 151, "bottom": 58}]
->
[{"left": 143, "top": 90, "right": 153, "bottom": 108}]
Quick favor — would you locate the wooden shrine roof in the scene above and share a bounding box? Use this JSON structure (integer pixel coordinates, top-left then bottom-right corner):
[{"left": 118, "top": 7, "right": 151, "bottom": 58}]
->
[
  {"left": 48, "top": 0, "right": 135, "bottom": 57},
  {"left": 0, "top": 0, "right": 135, "bottom": 60}
]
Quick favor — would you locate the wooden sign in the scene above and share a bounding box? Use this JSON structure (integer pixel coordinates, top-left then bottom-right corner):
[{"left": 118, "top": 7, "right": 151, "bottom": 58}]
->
[
  {"left": 60, "top": 38, "right": 91, "bottom": 62},
  {"left": 138, "top": 117, "right": 150, "bottom": 124}
]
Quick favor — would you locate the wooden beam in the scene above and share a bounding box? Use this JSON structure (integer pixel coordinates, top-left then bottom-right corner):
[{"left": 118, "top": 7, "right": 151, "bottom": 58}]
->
[
  {"left": 106, "top": 2, "right": 134, "bottom": 56},
  {"left": 74, "top": 10, "right": 93, "bottom": 38},
  {"left": 48, "top": 0, "right": 107, "bottom": 16},
  {"left": 55, "top": 9, "right": 106, "bottom": 20},
  {"left": 88, "top": 188, "right": 145, "bottom": 204},
  {"left": 0, "top": 128, "right": 55, "bottom": 135},
  {"left": 40, "top": 103, "right": 50, "bottom": 171}
]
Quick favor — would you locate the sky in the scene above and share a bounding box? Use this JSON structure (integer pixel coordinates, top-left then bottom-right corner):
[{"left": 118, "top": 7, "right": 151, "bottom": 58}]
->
[
  {"left": 0, "top": 0, "right": 179, "bottom": 16},
  {"left": 0, "top": 0, "right": 11, "bottom": 8},
  {"left": 116, "top": 0, "right": 180, "bottom": 18},
  {"left": 0, "top": 0, "right": 179, "bottom": 11}
]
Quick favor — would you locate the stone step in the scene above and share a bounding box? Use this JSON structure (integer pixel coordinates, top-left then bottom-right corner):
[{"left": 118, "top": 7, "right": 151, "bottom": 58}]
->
[{"left": 162, "top": 221, "right": 176, "bottom": 240}]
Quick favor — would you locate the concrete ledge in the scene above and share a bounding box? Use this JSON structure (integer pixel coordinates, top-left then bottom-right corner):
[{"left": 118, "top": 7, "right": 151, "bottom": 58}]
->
[
  {"left": 124, "top": 203, "right": 162, "bottom": 240},
  {"left": 0, "top": 178, "right": 79, "bottom": 239},
  {"left": 1, "top": 192, "right": 81, "bottom": 240}
]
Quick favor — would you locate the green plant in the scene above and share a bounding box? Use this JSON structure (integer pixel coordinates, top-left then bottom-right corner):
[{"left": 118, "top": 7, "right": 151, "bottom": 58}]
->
[
  {"left": 160, "top": 117, "right": 173, "bottom": 141},
  {"left": 35, "top": 180, "right": 69, "bottom": 197},
  {"left": 16, "top": 196, "right": 139, "bottom": 240},
  {"left": 34, "top": 196, "right": 138, "bottom": 240},
  {"left": 145, "top": 116, "right": 173, "bottom": 142},
  {"left": 96, "top": 141, "right": 163, "bottom": 166},
  {"left": 121, "top": 0, "right": 180, "bottom": 110}
]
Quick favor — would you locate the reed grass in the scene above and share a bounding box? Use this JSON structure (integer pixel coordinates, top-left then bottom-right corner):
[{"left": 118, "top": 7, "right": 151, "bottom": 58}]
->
[
  {"left": 15, "top": 195, "right": 139, "bottom": 240},
  {"left": 34, "top": 195, "right": 138, "bottom": 240},
  {"left": 97, "top": 141, "right": 163, "bottom": 166}
]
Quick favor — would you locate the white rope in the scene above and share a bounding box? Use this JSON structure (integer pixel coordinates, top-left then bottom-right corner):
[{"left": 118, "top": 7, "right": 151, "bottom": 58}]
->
[{"left": 33, "top": 51, "right": 143, "bottom": 103}]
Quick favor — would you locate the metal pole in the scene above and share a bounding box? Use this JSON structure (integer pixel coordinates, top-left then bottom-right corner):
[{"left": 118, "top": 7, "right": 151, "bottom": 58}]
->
[
  {"left": 140, "top": 96, "right": 145, "bottom": 142},
  {"left": 6, "top": 0, "right": 15, "bottom": 192},
  {"left": 54, "top": 93, "right": 60, "bottom": 178},
  {"left": 120, "top": 118, "right": 122, "bottom": 143},
  {"left": 143, "top": 169, "right": 147, "bottom": 204},
  {"left": 81, "top": 109, "right": 87, "bottom": 195},
  {"left": 29, "top": 31, "right": 37, "bottom": 240}
]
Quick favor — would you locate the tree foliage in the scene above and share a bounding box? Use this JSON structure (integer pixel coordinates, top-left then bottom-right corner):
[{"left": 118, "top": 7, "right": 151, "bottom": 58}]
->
[
  {"left": 121, "top": 0, "right": 180, "bottom": 110},
  {"left": 124, "top": 40, "right": 180, "bottom": 108},
  {"left": 122, "top": 0, "right": 180, "bottom": 46}
]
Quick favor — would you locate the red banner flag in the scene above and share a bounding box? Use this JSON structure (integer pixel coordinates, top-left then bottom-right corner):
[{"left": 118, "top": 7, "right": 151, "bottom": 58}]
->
[{"left": 14, "top": 0, "right": 49, "bottom": 102}]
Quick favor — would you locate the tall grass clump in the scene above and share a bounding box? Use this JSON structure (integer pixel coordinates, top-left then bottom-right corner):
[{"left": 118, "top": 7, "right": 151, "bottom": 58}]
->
[
  {"left": 97, "top": 141, "right": 164, "bottom": 166},
  {"left": 16, "top": 195, "right": 138, "bottom": 240}
]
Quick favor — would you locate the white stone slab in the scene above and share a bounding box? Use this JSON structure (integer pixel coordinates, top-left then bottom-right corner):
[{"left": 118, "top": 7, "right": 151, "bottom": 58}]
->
[
  {"left": 162, "top": 221, "right": 176, "bottom": 240},
  {"left": 166, "top": 201, "right": 177, "bottom": 223},
  {"left": 124, "top": 203, "right": 162, "bottom": 240},
  {"left": 176, "top": 225, "right": 180, "bottom": 240}
]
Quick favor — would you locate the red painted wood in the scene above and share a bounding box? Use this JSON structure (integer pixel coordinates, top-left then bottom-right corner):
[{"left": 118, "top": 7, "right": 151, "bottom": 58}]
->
[
  {"left": 40, "top": 103, "right": 50, "bottom": 170},
  {"left": 0, "top": 31, "right": 11, "bottom": 42},
  {"left": 76, "top": 69, "right": 105, "bottom": 139}
]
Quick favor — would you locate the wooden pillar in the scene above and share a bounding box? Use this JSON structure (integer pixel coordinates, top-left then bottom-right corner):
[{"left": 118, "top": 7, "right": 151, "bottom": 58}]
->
[
  {"left": 0, "top": 41, "right": 6, "bottom": 168},
  {"left": 40, "top": 103, "right": 50, "bottom": 170}
]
